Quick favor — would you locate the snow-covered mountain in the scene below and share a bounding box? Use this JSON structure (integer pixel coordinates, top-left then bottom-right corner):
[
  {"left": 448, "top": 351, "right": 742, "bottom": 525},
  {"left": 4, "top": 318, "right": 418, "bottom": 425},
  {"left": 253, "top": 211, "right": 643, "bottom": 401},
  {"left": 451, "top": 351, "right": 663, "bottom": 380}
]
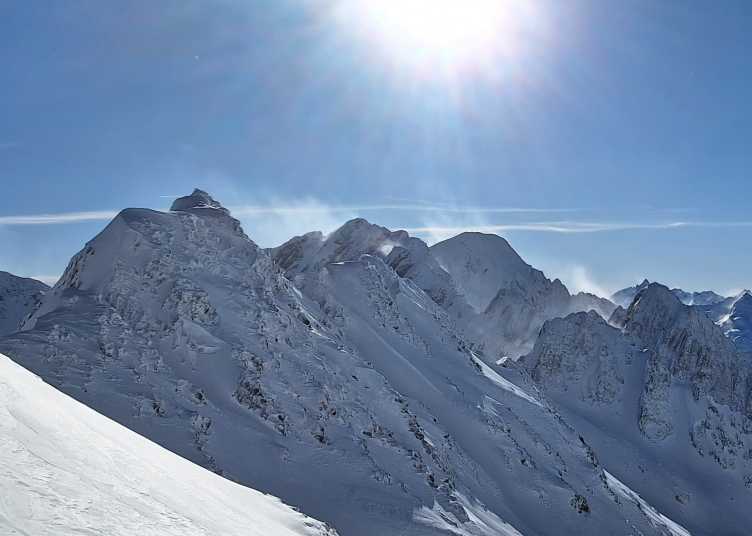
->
[
  {"left": 430, "top": 232, "right": 616, "bottom": 358},
  {"left": 0, "top": 351, "right": 335, "bottom": 536},
  {"left": 276, "top": 225, "right": 616, "bottom": 360},
  {"left": 523, "top": 283, "right": 752, "bottom": 535},
  {"left": 0, "top": 190, "right": 685, "bottom": 536},
  {"left": 0, "top": 271, "right": 48, "bottom": 336},
  {"left": 611, "top": 279, "right": 727, "bottom": 308},
  {"left": 720, "top": 291, "right": 752, "bottom": 352},
  {"left": 614, "top": 281, "right": 752, "bottom": 353},
  {"left": 694, "top": 291, "right": 752, "bottom": 354}
]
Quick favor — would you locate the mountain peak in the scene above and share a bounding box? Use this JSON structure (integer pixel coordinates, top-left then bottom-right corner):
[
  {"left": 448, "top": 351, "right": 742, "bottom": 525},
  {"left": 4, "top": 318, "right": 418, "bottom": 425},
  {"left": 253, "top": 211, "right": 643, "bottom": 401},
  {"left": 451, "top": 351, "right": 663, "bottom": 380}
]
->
[
  {"left": 732, "top": 290, "right": 752, "bottom": 310},
  {"left": 430, "top": 232, "right": 530, "bottom": 313},
  {"left": 630, "top": 282, "right": 681, "bottom": 311},
  {"left": 170, "top": 189, "right": 229, "bottom": 214}
]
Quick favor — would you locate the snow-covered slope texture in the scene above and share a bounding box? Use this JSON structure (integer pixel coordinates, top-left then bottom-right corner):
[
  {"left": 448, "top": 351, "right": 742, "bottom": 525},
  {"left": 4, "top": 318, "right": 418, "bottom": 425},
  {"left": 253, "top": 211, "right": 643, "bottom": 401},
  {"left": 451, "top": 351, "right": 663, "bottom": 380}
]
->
[
  {"left": 611, "top": 280, "right": 726, "bottom": 309},
  {"left": 272, "top": 218, "right": 473, "bottom": 318},
  {"left": 523, "top": 284, "right": 752, "bottom": 536},
  {"left": 1, "top": 190, "right": 673, "bottom": 536},
  {"left": 0, "top": 271, "right": 48, "bottom": 336},
  {"left": 0, "top": 352, "right": 335, "bottom": 536},
  {"left": 276, "top": 224, "right": 617, "bottom": 361},
  {"left": 430, "top": 233, "right": 616, "bottom": 359}
]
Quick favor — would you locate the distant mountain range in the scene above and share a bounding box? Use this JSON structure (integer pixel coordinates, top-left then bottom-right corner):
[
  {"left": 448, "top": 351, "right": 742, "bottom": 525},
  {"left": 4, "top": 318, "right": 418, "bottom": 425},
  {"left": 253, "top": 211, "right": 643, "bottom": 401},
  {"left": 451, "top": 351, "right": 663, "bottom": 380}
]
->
[
  {"left": 612, "top": 279, "right": 752, "bottom": 353},
  {"left": 1, "top": 189, "right": 750, "bottom": 535}
]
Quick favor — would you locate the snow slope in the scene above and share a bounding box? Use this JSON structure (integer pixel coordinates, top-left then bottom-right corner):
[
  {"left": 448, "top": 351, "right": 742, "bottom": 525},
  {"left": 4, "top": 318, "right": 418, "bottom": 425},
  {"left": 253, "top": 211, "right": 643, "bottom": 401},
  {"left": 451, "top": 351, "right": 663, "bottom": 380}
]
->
[
  {"left": 0, "top": 271, "right": 48, "bottom": 336},
  {"left": 0, "top": 191, "right": 675, "bottom": 536},
  {"left": 0, "top": 351, "right": 335, "bottom": 536}
]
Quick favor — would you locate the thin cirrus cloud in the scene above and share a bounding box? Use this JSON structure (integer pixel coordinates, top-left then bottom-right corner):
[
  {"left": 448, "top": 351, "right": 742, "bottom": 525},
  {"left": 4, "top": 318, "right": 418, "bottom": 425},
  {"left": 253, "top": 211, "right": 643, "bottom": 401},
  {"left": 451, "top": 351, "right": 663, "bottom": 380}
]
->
[
  {"left": 405, "top": 220, "right": 752, "bottom": 235},
  {"left": 0, "top": 203, "right": 579, "bottom": 226},
  {"left": 0, "top": 211, "right": 120, "bottom": 225},
  {"left": 2, "top": 205, "right": 752, "bottom": 237},
  {"left": 227, "top": 204, "right": 583, "bottom": 216}
]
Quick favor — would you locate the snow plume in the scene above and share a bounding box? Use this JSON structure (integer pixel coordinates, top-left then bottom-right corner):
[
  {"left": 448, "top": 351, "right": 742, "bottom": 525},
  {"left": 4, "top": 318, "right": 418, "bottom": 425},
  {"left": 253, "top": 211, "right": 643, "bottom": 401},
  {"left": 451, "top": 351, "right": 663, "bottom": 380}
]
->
[
  {"left": 376, "top": 239, "right": 400, "bottom": 256},
  {"left": 564, "top": 265, "right": 611, "bottom": 297},
  {"left": 231, "top": 198, "right": 357, "bottom": 247}
]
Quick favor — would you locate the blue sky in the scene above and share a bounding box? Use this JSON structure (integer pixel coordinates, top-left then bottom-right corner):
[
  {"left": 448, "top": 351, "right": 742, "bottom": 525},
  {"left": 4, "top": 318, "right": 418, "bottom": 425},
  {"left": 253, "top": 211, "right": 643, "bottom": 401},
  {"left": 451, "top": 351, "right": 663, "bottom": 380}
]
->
[{"left": 1, "top": 1, "right": 750, "bottom": 295}]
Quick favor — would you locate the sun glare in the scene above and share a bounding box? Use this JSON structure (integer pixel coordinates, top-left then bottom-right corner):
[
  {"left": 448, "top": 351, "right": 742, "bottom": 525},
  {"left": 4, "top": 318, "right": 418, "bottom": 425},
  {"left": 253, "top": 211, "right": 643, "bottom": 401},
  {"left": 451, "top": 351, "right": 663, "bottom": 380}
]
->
[{"left": 343, "top": 0, "right": 541, "bottom": 75}]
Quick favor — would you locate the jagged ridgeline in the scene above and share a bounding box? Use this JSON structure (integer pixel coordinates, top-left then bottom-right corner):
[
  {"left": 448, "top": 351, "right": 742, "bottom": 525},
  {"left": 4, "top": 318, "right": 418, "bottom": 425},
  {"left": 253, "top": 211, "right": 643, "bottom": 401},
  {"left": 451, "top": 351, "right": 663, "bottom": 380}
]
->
[{"left": 1, "top": 189, "right": 750, "bottom": 536}]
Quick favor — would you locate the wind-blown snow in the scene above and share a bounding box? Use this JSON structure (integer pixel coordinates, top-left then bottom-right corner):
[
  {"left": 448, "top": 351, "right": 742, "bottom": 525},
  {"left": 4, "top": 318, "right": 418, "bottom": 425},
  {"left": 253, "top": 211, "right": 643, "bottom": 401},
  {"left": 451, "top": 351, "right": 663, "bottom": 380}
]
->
[{"left": 0, "top": 352, "right": 334, "bottom": 536}]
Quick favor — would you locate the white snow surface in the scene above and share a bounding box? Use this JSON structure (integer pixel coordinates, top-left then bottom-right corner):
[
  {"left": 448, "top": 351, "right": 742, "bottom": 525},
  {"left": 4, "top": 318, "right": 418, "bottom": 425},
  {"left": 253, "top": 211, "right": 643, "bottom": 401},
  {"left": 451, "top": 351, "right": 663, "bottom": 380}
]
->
[{"left": 0, "top": 352, "right": 334, "bottom": 536}]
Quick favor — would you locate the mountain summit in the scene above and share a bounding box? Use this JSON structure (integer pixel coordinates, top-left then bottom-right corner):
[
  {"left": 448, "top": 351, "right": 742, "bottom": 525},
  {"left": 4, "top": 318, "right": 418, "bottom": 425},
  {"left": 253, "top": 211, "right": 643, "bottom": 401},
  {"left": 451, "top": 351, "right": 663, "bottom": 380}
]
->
[{"left": 170, "top": 188, "right": 230, "bottom": 214}]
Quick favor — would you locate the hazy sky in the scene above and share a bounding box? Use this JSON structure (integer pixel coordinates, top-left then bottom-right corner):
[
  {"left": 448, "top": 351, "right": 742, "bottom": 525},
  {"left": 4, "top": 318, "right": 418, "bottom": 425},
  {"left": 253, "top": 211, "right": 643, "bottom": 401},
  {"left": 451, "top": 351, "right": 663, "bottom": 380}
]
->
[{"left": 1, "top": 1, "right": 751, "bottom": 295}]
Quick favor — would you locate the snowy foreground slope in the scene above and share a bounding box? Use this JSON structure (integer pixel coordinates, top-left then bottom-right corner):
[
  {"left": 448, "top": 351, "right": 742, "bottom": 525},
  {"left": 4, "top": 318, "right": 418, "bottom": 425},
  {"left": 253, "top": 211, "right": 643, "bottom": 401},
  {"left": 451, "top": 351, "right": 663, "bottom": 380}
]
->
[
  {"left": 0, "top": 351, "right": 335, "bottom": 536},
  {"left": 0, "top": 190, "right": 689, "bottom": 536}
]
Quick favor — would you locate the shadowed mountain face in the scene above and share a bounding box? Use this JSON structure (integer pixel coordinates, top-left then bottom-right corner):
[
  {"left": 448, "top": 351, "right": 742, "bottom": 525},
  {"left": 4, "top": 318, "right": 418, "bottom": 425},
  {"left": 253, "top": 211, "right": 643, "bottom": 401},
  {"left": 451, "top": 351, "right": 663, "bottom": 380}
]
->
[
  {"left": 0, "top": 271, "right": 48, "bottom": 336},
  {"left": 614, "top": 280, "right": 752, "bottom": 354},
  {"left": 524, "top": 283, "right": 752, "bottom": 535},
  {"left": 1, "top": 191, "right": 748, "bottom": 536}
]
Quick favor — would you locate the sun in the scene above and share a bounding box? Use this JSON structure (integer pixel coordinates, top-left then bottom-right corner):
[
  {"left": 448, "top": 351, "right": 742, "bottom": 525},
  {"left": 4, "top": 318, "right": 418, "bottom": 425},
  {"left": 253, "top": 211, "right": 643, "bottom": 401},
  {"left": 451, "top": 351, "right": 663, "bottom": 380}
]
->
[{"left": 338, "top": 0, "right": 541, "bottom": 75}]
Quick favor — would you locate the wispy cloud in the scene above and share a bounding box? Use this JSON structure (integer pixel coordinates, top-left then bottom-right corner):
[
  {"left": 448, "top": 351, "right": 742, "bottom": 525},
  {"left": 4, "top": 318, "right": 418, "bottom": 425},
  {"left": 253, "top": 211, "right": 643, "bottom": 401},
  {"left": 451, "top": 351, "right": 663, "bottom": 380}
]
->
[
  {"left": 0, "top": 211, "right": 119, "bottom": 225},
  {"left": 404, "top": 220, "right": 752, "bottom": 243},
  {"left": 0, "top": 203, "right": 577, "bottom": 228},
  {"left": 228, "top": 204, "right": 580, "bottom": 216}
]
